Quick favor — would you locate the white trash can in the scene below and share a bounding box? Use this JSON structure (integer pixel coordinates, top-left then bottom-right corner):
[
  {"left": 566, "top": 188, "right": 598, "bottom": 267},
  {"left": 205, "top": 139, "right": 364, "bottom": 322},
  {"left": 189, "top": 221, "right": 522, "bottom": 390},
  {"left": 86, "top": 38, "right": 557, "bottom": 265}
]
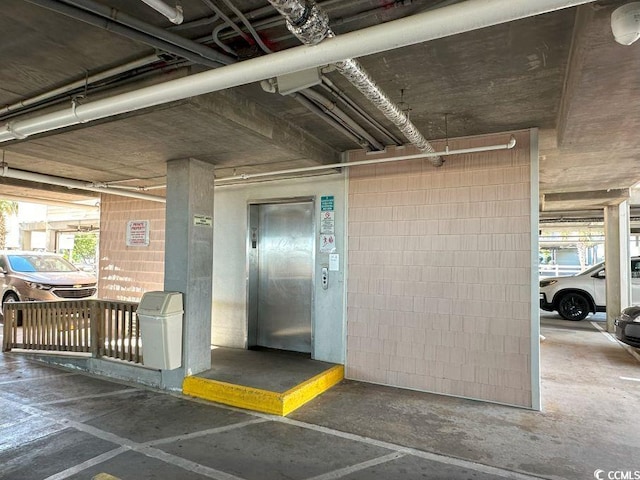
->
[{"left": 137, "top": 291, "right": 183, "bottom": 370}]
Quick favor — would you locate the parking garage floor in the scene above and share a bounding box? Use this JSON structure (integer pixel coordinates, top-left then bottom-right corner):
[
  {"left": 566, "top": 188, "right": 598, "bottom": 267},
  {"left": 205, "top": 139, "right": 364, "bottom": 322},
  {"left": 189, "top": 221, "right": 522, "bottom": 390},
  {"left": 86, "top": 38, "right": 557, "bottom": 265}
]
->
[{"left": 0, "top": 314, "right": 639, "bottom": 480}]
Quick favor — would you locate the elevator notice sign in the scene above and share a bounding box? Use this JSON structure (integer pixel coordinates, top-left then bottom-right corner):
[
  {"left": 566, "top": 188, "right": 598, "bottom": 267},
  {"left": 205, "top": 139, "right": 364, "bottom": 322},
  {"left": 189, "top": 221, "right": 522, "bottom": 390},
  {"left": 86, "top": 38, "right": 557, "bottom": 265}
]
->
[{"left": 320, "top": 195, "right": 334, "bottom": 211}]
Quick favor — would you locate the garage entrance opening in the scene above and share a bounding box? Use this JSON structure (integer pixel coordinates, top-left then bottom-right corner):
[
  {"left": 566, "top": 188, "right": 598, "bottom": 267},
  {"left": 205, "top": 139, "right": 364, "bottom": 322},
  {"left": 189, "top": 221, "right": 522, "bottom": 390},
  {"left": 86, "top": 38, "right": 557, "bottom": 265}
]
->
[{"left": 247, "top": 200, "right": 314, "bottom": 354}]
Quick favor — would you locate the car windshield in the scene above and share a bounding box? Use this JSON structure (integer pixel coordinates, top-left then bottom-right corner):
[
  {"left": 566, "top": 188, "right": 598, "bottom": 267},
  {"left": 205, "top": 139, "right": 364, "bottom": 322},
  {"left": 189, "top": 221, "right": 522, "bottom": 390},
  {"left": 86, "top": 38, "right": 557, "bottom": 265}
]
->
[{"left": 8, "top": 255, "right": 78, "bottom": 273}]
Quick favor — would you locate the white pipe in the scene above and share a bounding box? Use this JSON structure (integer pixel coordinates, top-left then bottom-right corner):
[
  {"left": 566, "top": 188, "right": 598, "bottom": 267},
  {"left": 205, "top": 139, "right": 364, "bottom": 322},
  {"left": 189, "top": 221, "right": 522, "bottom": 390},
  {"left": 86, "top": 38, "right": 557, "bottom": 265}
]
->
[
  {"left": 0, "top": 55, "right": 160, "bottom": 117},
  {"left": 0, "top": 164, "right": 166, "bottom": 203},
  {"left": 139, "top": 0, "right": 184, "bottom": 25},
  {"left": 0, "top": 193, "right": 99, "bottom": 210},
  {"left": 0, "top": 0, "right": 594, "bottom": 143},
  {"left": 215, "top": 136, "right": 517, "bottom": 182}
]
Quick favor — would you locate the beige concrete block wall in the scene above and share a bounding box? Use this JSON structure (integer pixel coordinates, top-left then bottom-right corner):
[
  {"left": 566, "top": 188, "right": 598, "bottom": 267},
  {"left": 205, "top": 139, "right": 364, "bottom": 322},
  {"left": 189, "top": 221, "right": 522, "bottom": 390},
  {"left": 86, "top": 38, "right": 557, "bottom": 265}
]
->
[
  {"left": 346, "top": 130, "right": 534, "bottom": 407},
  {"left": 98, "top": 194, "right": 165, "bottom": 301}
]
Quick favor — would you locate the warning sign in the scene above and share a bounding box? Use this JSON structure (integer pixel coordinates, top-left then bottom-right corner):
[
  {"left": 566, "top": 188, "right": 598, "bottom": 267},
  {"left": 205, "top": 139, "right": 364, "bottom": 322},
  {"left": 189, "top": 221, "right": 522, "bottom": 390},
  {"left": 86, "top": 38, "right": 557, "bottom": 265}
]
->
[
  {"left": 126, "top": 220, "right": 149, "bottom": 247},
  {"left": 320, "top": 211, "right": 335, "bottom": 234}
]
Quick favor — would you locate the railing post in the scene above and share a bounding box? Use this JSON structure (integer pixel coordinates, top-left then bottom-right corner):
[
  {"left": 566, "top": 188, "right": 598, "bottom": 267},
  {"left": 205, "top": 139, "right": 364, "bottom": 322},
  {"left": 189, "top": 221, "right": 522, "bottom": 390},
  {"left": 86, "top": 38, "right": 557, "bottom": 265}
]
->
[
  {"left": 90, "top": 300, "right": 102, "bottom": 359},
  {"left": 1, "top": 306, "right": 10, "bottom": 352}
]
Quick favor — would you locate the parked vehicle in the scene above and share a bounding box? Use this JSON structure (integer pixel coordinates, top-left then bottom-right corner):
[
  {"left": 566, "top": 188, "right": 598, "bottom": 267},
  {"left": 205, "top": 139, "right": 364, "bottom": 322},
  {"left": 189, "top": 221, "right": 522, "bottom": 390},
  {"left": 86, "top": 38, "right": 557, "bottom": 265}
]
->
[
  {"left": 0, "top": 251, "right": 97, "bottom": 315},
  {"left": 615, "top": 306, "right": 640, "bottom": 348},
  {"left": 539, "top": 257, "right": 640, "bottom": 321}
]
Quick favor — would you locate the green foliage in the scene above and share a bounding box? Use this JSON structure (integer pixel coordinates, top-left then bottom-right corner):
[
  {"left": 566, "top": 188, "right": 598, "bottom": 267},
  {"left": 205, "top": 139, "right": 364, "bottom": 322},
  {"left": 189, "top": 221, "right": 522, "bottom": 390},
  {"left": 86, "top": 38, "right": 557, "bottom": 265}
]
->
[
  {"left": 0, "top": 200, "right": 18, "bottom": 250},
  {"left": 72, "top": 233, "right": 97, "bottom": 264}
]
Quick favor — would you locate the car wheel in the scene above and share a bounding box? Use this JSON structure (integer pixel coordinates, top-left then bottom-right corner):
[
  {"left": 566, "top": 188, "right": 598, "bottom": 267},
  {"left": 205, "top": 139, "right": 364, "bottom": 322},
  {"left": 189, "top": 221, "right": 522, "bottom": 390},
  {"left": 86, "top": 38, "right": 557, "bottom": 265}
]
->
[
  {"left": 2, "top": 292, "right": 22, "bottom": 326},
  {"left": 557, "top": 292, "right": 590, "bottom": 321}
]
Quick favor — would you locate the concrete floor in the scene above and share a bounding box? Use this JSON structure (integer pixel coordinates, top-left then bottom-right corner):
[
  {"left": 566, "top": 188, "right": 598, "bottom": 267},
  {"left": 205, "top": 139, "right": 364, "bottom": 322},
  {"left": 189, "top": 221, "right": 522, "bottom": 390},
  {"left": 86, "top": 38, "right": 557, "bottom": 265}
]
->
[
  {"left": 199, "top": 347, "right": 335, "bottom": 392},
  {"left": 0, "top": 313, "right": 639, "bottom": 480}
]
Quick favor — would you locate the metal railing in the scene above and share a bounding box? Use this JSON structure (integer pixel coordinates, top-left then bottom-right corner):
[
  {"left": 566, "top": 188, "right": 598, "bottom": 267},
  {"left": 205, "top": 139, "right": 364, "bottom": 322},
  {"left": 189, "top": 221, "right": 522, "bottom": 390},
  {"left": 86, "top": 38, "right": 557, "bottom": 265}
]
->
[
  {"left": 2, "top": 299, "right": 142, "bottom": 364},
  {"left": 539, "top": 264, "right": 584, "bottom": 278}
]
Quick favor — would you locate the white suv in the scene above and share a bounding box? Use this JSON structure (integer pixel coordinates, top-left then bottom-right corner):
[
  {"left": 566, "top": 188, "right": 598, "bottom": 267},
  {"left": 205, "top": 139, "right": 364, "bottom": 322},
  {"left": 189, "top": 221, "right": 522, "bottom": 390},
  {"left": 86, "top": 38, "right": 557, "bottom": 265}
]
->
[{"left": 540, "top": 257, "right": 640, "bottom": 321}]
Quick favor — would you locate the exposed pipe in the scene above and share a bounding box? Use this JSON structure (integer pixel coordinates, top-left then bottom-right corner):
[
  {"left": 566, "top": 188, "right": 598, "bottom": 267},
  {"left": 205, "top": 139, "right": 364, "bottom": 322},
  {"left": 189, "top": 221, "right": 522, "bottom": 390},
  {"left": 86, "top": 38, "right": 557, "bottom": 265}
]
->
[
  {"left": 0, "top": 164, "right": 166, "bottom": 203},
  {"left": 0, "top": 193, "right": 99, "bottom": 211},
  {"left": 267, "top": 0, "right": 442, "bottom": 165},
  {"left": 302, "top": 89, "right": 385, "bottom": 150},
  {"left": 140, "top": 0, "right": 184, "bottom": 25},
  {"left": 25, "top": 0, "right": 233, "bottom": 67},
  {"left": 0, "top": 54, "right": 160, "bottom": 118},
  {"left": 218, "top": 0, "right": 274, "bottom": 53},
  {"left": 215, "top": 136, "right": 517, "bottom": 182},
  {"left": 291, "top": 93, "right": 366, "bottom": 147},
  {"left": 320, "top": 76, "right": 402, "bottom": 146},
  {"left": 1, "top": 0, "right": 594, "bottom": 144}
]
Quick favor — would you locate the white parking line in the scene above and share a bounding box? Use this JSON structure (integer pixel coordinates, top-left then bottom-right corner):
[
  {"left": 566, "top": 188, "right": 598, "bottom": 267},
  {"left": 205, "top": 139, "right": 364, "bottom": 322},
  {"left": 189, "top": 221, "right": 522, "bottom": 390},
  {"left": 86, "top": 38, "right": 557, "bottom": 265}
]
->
[
  {"left": 0, "top": 372, "right": 79, "bottom": 385},
  {"left": 619, "top": 376, "right": 640, "bottom": 382},
  {"left": 279, "top": 417, "right": 547, "bottom": 480},
  {"left": 30, "top": 388, "right": 140, "bottom": 406},
  {"left": 305, "top": 452, "right": 406, "bottom": 480},
  {"left": 591, "top": 321, "right": 640, "bottom": 362},
  {"left": 43, "top": 447, "right": 129, "bottom": 480}
]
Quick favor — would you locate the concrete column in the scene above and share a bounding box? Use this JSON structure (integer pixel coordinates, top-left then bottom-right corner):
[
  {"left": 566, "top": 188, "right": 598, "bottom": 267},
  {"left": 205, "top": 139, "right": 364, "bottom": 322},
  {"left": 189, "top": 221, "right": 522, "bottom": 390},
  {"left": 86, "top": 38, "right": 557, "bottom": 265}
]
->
[
  {"left": 162, "top": 158, "right": 215, "bottom": 389},
  {"left": 604, "top": 201, "right": 630, "bottom": 333}
]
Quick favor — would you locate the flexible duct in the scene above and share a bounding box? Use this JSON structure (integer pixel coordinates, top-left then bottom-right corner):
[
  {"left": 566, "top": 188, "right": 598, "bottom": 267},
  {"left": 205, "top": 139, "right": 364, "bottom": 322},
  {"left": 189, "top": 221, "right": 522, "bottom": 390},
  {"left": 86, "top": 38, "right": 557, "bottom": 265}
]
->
[
  {"left": 267, "top": 0, "right": 441, "bottom": 165},
  {"left": 1, "top": 0, "right": 594, "bottom": 143}
]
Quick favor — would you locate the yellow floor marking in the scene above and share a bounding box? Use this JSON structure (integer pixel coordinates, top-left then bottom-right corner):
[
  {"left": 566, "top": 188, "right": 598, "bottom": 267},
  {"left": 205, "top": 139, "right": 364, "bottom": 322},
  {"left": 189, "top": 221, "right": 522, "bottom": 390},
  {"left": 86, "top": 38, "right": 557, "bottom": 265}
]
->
[{"left": 183, "top": 365, "right": 344, "bottom": 416}]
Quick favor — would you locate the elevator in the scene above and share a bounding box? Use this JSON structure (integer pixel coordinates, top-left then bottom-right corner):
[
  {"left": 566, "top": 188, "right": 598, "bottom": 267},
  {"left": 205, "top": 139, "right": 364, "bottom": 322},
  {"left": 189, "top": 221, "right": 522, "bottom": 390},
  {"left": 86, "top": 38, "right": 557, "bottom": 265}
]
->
[{"left": 247, "top": 199, "right": 314, "bottom": 354}]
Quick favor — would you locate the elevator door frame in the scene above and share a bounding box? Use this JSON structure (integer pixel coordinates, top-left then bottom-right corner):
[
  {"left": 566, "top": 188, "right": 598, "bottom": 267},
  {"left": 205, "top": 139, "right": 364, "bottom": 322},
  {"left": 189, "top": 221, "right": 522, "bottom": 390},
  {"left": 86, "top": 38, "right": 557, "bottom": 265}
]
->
[{"left": 246, "top": 197, "right": 316, "bottom": 355}]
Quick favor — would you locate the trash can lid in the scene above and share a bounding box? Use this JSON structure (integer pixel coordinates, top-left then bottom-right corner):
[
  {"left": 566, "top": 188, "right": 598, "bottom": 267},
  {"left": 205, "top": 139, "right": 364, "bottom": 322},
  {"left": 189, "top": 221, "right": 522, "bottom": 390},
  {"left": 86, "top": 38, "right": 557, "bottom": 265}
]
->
[{"left": 138, "top": 291, "right": 183, "bottom": 316}]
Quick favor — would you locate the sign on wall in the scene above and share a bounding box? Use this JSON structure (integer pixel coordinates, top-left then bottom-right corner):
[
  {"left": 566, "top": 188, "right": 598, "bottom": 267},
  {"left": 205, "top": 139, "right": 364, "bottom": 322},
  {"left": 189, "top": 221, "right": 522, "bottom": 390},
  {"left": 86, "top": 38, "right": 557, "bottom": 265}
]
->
[{"left": 126, "top": 220, "right": 150, "bottom": 247}]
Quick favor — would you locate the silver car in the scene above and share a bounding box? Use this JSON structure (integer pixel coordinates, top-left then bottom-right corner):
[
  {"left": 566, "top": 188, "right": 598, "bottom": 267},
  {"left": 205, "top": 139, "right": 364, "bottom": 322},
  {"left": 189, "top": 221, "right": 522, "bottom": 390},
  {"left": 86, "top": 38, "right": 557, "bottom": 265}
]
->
[{"left": 0, "top": 251, "right": 97, "bottom": 312}]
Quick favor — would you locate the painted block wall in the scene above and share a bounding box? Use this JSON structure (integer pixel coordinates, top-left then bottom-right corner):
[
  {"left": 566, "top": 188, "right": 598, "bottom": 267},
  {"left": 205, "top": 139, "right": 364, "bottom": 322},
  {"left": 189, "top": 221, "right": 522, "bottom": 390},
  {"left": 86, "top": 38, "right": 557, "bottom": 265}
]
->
[
  {"left": 212, "top": 174, "right": 346, "bottom": 365},
  {"left": 98, "top": 194, "right": 165, "bottom": 301},
  {"left": 346, "top": 130, "right": 536, "bottom": 407}
]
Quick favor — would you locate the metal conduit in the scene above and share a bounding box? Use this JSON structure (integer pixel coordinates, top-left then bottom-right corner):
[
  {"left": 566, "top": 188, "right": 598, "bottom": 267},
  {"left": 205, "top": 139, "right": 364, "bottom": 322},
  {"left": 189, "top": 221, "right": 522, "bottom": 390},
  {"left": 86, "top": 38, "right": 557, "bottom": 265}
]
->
[
  {"left": 215, "top": 136, "right": 517, "bottom": 183},
  {"left": 0, "top": 54, "right": 161, "bottom": 118},
  {"left": 291, "top": 93, "right": 365, "bottom": 147},
  {"left": 266, "top": 0, "right": 442, "bottom": 166},
  {"left": 28, "top": 0, "right": 234, "bottom": 66},
  {"left": 0, "top": 0, "right": 595, "bottom": 143},
  {"left": 302, "top": 89, "right": 385, "bottom": 150},
  {"left": 0, "top": 164, "right": 166, "bottom": 203}
]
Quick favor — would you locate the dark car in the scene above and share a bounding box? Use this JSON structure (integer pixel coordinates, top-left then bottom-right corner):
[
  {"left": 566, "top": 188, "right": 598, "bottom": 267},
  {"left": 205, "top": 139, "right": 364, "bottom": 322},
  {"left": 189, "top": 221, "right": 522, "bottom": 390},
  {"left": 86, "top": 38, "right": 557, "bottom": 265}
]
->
[
  {"left": 0, "top": 251, "right": 97, "bottom": 313},
  {"left": 615, "top": 306, "right": 640, "bottom": 348}
]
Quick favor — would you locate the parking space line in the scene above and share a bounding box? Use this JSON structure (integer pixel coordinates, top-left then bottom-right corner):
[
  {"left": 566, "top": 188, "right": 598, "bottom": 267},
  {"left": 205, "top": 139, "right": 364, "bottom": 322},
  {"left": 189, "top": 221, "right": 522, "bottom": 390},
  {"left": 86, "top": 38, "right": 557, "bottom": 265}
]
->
[
  {"left": 144, "top": 418, "right": 269, "bottom": 446},
  {"left": 278, "top": 417, "right": 546, "bottom": 480},
  {"left": 619, "top": 376, "right": 640, "bottom": 382},
  {"left": 43, "top": 447, "right": 128, "bottom": 480},
  {"left": 305, "top": 452, "right": 405, "bottom": 480},
  {"left": 30, "top": 388, "right": 140, "bottom": 406},
  {"left": 0, "top": 372, "right": 79, "bottom": 385},
  {"left": 591, "top": 321, "right": 640, "bottom": 362}
]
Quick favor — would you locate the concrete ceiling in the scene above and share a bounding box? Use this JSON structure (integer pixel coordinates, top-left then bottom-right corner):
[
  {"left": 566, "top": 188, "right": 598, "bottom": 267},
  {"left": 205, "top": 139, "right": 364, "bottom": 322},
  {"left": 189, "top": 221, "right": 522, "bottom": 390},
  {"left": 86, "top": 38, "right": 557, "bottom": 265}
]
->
[{"left": 1, "top": 0, "right": 639, "bottom": 212}]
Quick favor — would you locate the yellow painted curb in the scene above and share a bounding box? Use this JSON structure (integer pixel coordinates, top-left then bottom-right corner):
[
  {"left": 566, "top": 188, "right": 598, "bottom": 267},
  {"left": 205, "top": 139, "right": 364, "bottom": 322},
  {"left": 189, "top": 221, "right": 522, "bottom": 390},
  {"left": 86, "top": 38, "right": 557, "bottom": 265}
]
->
[
  {"left": 182, "top": 365, "right": 344, "bottom": 416},
  {"left": 92, "top": 474, "right": 121, "bottom": 480},
  {"left": 282, "top": 365, "right": 344, "bottom": 416}
]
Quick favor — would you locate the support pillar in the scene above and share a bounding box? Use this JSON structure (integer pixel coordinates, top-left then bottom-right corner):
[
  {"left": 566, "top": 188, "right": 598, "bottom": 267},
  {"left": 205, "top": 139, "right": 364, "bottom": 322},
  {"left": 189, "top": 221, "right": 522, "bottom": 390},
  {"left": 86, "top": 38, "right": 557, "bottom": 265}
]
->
[
  {"left": 604, "top": 201, "right": 630, "bottom": 333},
  {"left": 162, "top": 158, "right": 215, "bottom": 389}
]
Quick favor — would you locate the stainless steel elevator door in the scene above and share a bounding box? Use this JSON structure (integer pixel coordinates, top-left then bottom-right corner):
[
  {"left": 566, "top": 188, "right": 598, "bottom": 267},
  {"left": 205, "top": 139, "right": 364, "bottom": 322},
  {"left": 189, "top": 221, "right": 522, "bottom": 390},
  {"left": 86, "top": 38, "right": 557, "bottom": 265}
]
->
[{"left": 256, "top": 202, "right": 314, "bottom": 353}]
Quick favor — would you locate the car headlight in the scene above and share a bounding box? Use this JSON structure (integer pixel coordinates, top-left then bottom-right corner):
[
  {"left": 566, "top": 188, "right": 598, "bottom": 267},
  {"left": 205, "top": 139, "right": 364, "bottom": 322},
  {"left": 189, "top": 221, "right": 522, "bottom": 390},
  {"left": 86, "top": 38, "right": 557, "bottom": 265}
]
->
[
  {"left": 540, "top": 279, "right": 558, "bottom": 288},
  {"left": 26, "top": 282, "right": 53, "bottom": 290}
]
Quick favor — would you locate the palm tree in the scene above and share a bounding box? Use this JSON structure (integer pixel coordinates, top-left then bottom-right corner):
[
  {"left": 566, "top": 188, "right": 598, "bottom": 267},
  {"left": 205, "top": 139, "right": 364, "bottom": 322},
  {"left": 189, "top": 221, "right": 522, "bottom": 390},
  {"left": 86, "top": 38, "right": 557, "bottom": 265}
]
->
[{"left": 0, "top": 200, "right": 18, "bottom": 249}]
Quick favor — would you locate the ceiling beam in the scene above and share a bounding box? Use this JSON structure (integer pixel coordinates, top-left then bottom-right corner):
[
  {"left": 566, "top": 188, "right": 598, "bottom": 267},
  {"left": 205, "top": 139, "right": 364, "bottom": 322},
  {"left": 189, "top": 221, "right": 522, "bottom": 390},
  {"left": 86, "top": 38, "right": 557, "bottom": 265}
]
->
[{"left": 188, "top": 90, "right": 340, "bottom": 165}]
